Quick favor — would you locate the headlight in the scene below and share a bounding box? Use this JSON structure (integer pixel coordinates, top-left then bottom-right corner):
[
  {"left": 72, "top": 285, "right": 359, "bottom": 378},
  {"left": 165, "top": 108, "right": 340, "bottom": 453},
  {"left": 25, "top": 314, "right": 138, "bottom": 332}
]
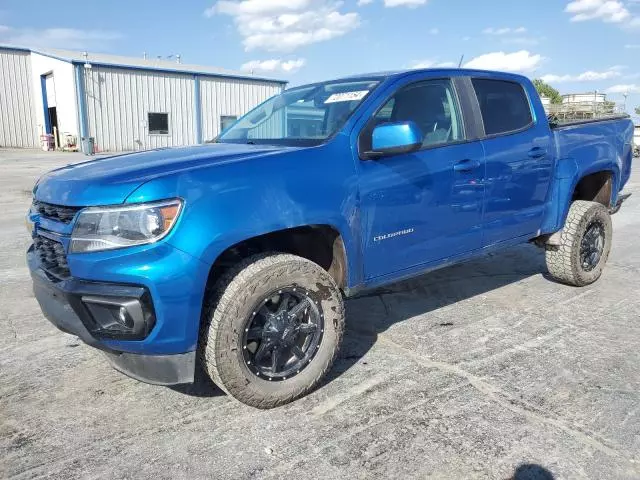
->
[{"left": 70, "top": 199, "right": 183, "bottom": 253}]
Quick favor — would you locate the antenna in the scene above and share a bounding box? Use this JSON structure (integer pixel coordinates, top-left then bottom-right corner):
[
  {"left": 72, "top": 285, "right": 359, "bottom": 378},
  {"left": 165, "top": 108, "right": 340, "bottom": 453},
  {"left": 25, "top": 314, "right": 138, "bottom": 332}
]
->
[{"left": 458, "top": 54, "right": 465, "bottom": 68}]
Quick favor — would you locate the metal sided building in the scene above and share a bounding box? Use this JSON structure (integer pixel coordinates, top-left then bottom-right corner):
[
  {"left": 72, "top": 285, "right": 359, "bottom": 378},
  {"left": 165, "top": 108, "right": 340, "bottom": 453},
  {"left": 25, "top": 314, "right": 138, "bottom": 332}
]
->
[{"left": 0, "top": 46, "right": 287, "bottom": 152}]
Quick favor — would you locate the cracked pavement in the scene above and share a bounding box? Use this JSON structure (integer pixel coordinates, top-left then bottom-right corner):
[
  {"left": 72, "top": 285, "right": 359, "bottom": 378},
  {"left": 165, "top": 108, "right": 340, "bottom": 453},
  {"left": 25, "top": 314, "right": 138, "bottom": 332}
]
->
[{"left": 0, "top": 150, "right": 638, "bottom": 479}]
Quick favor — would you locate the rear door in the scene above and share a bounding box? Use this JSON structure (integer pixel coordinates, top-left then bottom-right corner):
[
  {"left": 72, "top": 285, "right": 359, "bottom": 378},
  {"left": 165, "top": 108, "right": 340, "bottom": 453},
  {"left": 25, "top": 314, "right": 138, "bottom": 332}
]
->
[{"left": 471, "top": 78, "right": 553, "bottom": 246}]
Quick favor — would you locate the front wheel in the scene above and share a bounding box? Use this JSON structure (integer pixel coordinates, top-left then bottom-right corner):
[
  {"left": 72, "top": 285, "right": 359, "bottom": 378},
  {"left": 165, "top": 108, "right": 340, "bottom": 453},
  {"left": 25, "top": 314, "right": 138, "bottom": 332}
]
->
[
  {"left": 545, "top": 200, "right": 613, "bottom": 287},
  {"left": 200, "top": 253, "right": 345, "bottom": 408}
]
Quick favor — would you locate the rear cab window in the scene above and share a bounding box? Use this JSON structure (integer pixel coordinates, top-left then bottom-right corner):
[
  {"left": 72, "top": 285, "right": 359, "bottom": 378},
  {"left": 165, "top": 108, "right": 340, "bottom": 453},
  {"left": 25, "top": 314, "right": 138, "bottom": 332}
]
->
[{"left": 471, "top": 78, "right": 533, "bottom": 136}]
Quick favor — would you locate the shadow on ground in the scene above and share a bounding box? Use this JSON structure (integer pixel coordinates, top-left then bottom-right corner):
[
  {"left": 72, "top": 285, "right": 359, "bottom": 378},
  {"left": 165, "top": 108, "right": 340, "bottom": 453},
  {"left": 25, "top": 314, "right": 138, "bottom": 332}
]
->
[
  {"left": 511, "top": 463, "right": 555, "bottom": 480},
  {"left": 326, "top": 243, "right": 548, "bottom": 384},
  {"left": 169, "top": 365, "right": 225, "bottom": 398},
  {"left": 173, "top": 243, "right": 547, "bottom": 398}
]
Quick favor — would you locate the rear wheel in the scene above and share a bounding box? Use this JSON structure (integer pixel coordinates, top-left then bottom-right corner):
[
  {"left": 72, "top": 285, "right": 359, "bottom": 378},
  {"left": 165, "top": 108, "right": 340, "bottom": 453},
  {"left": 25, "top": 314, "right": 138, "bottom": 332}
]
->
[
  {"left": 200, "top": 253, "right": 344, "bottom": 408},
  {"left": 545, "top": 200, "right": 612, "bottom": 287}
]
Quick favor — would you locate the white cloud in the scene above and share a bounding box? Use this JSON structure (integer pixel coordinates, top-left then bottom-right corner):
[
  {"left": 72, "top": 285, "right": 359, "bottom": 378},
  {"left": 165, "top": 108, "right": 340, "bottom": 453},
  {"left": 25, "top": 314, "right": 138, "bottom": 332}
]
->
[
  {"left": 0, "top": 25, "right": 9, "bottom": 33},
  {"left": 0, "top": 26, "right": 123, "bottom": 49},
  {"left": 541, "top": 66, "right": 624, "bottom": 83},
  {"left": 409, "top": 60, "right": 456, "bottom": 69},
  {"left": 502, "top": 36, "right": 542, "bottom": 46},
  {"left": 482, "top": 27, "right": 540, "bottom": 46},
  {"left": 206, "top": 0, "right": 311, "bottom": 17},
  {"left": 606, "top": 84, "right": 640, "bottom": 93},
  {"left": 565, "top": 0, "right": 631, "bottom": 23},
  {"left": 384, "top": 0, "right": 428, "bottom": 7},
  {"left": 205, "top": 0, "right": 360, "bottom": 52},
  {"left": 482, "top": 26, "right": 527, "bottom": 35},
  {"left": 357, "top": 0, "right": 374, "bottom": 5},
  {"left": 241, "top": 58, "right": 306, "bottom": 73},
  {"left": 464, "top": 50, "right": 543, "bottom": 73}
]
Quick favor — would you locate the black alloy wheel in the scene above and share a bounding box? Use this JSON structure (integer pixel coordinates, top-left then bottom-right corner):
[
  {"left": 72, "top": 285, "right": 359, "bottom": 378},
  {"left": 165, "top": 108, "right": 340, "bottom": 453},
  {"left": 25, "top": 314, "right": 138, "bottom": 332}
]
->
[
  {"left": 580, "top": 221, "right": 605, "bottom": 272},
  {"left": 200, "top": 253, "right": 345, "bottom": 408},
  {"left": 242, "top": 287, "right": 324, "bottom": 381},
  {"left": 545, "top": 201, "right": 613, "bottom": 287}
]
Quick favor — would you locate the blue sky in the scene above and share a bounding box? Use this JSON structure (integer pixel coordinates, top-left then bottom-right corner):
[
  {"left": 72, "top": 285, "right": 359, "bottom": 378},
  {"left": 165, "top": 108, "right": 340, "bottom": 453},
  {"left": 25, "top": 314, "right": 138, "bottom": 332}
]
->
[{"left": 2, "top": 0, "right": 640, "bottom": 114}]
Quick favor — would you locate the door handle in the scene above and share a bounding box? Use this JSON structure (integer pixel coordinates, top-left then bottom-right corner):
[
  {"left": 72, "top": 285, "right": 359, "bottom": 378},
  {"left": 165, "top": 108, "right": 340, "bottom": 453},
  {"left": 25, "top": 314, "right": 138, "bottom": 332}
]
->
[
  {"left": 528, "top": 147, "right": 547, "bottom": 159},
  {"left": 453, "top": 159, "right": 480, "bottom": 172}
]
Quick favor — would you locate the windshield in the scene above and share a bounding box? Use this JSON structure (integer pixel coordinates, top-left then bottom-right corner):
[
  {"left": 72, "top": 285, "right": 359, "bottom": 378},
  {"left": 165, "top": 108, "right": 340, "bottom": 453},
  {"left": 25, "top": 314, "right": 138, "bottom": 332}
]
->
[{"left": 217, "top": 79, "right": 381, "bottom": 146}]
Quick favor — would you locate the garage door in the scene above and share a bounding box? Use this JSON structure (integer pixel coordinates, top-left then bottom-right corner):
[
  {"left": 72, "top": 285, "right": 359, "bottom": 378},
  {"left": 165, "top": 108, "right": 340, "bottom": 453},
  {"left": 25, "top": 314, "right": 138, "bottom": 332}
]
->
[{"left": 0, "top": 49, "right": 38, "bottom": 148}]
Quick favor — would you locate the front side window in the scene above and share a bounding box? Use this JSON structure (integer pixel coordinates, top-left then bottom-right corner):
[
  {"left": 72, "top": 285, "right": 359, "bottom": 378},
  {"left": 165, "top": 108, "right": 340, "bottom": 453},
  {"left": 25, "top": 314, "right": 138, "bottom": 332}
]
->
[
  {"left": 217, "top": 79, "right": 381, "bottom": 146},
  {"left": 471, "top": 79, "right": 533, "bottom": 136},
  {"left": 148, "top": 113, "right": 169, "bottom": 135},
  {"left": 361, "top": 78, "right": 464, "bottom": 152},
  {"left": 220, "top": 115, "right": 238, "bottom": 133}
]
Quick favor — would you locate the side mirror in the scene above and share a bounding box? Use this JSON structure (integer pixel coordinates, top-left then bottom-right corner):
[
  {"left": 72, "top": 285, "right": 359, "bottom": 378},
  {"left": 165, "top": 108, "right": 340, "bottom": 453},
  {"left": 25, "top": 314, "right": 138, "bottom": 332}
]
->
[{"left": 365, "top": 121, "right": 424, "bottom": 159}]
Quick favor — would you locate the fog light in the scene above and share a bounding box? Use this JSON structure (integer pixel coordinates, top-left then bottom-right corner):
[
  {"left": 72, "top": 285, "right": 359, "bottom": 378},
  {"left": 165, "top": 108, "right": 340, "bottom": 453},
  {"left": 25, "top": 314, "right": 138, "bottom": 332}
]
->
[
  {"left": 117, "top": 306, "right": 134, "bottom": 328},
  {"left": 81, "top": 295, "right": 154, "bottom": 339}
]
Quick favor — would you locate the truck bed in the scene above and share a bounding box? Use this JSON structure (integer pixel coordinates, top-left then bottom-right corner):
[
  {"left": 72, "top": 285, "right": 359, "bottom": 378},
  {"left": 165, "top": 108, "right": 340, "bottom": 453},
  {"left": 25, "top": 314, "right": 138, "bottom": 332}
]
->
[
  {"left": 541, "top": 115, "right": 634, "bottom": 234},
  {"left": 549, "top": 114, "right": 630, "bottom": 129},
  {"left": 552, "top": 115, "right": 633, "bottom": 191}
]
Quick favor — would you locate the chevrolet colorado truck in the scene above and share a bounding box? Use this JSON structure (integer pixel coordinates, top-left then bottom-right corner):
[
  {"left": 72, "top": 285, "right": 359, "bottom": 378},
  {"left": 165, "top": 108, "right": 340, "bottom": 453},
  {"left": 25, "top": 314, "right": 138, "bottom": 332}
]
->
[{"left": 27, "top": 69, "right": 633, "bottom": 408}]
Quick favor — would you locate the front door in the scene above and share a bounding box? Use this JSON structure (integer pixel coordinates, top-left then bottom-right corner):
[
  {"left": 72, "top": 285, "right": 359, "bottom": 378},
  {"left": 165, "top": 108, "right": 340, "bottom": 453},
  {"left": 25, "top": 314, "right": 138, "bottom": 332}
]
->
[{"left": 358, "top": 78, "right": 485, "bottom": 280}]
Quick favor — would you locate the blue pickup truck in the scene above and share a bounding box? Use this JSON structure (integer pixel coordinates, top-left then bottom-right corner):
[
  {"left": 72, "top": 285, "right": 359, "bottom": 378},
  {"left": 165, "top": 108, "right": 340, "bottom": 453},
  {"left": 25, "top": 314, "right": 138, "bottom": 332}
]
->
[{"left": 27, "top": 69, "right": 633, "bottom": 408}]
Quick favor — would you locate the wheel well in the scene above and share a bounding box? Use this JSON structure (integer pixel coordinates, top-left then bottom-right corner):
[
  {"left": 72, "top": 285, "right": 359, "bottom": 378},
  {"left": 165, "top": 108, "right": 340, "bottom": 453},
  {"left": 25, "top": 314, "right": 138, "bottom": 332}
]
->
[
  {"left": 206, "top": 225, "right": 348, "bottom": 292},
  {"left": 572, "top": 171, "right": 613, "bottom": 207}
]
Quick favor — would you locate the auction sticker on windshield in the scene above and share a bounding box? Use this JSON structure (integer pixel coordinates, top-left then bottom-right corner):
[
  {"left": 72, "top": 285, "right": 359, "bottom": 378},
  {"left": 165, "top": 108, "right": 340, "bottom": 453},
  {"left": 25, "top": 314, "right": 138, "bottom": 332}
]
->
[{"left": 325, "top": 91, "right": 369, "bottom": 103}]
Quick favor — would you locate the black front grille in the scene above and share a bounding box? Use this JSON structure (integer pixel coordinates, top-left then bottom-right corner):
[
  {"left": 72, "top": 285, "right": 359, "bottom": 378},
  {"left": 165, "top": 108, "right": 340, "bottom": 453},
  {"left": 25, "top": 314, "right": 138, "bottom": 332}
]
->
[
  {"left": 34, "top": 235, "right": 70, "bottom": 278},
  {"left": 32, "top": 201, "right": 81, "bottom": 224}
]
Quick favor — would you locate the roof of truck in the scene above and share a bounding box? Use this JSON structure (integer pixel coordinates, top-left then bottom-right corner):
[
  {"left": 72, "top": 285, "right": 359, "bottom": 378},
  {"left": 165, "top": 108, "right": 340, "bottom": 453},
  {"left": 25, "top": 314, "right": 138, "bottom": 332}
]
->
[
  {"left": 337, "top": 68, "right": 528, "bottom": 82},
  {"left": 291, "top": 68, "right": 529, "bottom": 90}
]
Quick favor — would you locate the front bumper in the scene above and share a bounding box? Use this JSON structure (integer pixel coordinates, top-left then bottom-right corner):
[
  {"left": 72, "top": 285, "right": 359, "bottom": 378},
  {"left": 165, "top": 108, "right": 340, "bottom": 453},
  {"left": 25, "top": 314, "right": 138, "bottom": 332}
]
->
[
  {"left": 27, "top": 245, "right": 206, "bottom": 385},
  {"left": 104, "top": 350, "right": 196, "bottom": 385}
]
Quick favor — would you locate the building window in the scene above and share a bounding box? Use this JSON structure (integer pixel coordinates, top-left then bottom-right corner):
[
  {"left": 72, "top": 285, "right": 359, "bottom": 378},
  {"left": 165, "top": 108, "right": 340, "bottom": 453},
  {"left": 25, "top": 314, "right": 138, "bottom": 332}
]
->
[
  {"left": 220, "top": 115, "right": 238, "bottom": 133},
  {"left": 148, "top": 113, "right": 169, "bottom": 134}
]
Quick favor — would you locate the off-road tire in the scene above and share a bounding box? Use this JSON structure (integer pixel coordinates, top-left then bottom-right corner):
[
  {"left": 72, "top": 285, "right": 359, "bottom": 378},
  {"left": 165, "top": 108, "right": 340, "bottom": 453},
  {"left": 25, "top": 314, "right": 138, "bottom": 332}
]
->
[
  {"left": 199, "top": 253, "right": 345, "bottom": 408},
  {"left": 545, "top": 200, "right": 612, "bottom": 287}
]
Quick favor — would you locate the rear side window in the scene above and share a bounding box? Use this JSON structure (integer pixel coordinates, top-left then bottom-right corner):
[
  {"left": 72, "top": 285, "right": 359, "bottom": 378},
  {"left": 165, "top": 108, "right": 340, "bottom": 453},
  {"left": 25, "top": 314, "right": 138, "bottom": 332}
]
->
[{"left": 471, "top": 79, "right": 532, "bottom": 136}]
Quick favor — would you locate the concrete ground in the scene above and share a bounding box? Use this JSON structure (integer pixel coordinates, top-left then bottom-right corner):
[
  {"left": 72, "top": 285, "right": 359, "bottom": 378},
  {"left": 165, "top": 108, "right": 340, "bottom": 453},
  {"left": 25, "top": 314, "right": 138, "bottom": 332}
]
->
[{"left": 0, "top": 148, "right": 638, "bottom": 480}]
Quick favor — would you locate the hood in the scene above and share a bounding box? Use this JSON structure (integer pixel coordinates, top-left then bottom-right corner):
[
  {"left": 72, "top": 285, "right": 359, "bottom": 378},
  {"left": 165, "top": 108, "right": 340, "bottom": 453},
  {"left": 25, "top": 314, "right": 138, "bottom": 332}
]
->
[{"left": 35, "top": 143, "right": 299, "bottom": 206}]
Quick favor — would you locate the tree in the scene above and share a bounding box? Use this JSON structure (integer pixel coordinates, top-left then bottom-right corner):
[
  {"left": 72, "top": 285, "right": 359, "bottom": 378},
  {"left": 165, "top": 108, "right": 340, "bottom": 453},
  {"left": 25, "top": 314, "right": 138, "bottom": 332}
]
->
[
  {"left": 532, "top": 79, "right": 562, "bottom": 104},
  {"left": 635, "top": 106, "right": 640, "bottom": 115}
]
